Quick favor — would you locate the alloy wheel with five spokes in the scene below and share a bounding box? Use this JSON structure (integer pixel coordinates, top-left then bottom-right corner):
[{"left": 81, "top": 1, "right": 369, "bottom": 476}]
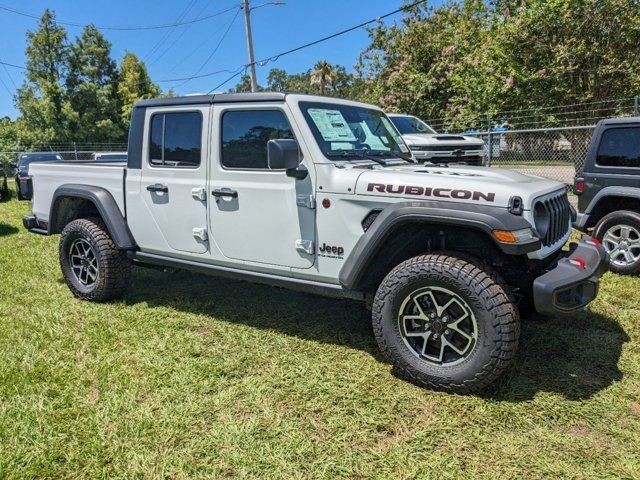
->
[
  {"left": 602, "top": 224, "right": 640, "bottom": 268},
  {"left": 69, "top": 238, "right": 99, "bottom": 286},
  {"left": 398, "top": 286, "right": 478, "bottom": 366}
]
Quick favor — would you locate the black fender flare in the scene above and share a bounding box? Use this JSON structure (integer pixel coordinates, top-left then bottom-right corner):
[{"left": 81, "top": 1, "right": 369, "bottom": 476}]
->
[
  {"left": 49, "top": 184, "right": 137, "bottom": 249},
  {"left": 339, "top": 200, "right": 540, "bottom": 291}
]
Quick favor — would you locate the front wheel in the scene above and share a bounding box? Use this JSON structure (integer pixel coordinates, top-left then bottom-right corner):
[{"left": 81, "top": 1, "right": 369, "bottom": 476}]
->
[
  {"left": 594, "top": 210, "right": 640, "bottom": 275},
  {"left": 59, "top": 217, "right": 131, "bottom": 301},
  {"left": 372, "top": 254, "right": 520, "bottom": 393}
]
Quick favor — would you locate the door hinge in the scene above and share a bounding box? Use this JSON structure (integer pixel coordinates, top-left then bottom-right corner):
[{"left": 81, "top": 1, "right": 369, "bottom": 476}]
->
[
  {"left": 296, "top": 194, "right": 316, "bottom": 209},
  {"left": 191, "top": 187, "right": 207, "bottom": 201},
  {"left": 193, "top": 227, "right": 208, "bottom": 242},
  {"left": 295, "top": 239, "right": 315, "bottom": 255}
]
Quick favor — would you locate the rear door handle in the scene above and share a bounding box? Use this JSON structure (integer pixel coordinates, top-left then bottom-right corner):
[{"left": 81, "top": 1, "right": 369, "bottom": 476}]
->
[
  {"left": 146, "top": 183, "right": 168, "bottom": 193},
  {"left": 211, "top": 188, "right": 238, "bottom": 198}
]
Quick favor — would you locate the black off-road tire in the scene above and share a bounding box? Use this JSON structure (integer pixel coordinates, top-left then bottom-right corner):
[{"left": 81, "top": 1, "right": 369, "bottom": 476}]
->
[
  {"left": 59, "top": 217, "right": 131, "bottom": 301},
  {"left": 593, "top": 210, "right": 640, "bottom": 275},
  {"left": 372, "top": 254, "right": 520, "bottom": 394}
]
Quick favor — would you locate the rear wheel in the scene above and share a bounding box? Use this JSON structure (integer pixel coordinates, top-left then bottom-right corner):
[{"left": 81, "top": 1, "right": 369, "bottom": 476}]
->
[
  {"left": 59, "top": 217, "right": 131, "bottom": 301},
  {"left": 372, "top": 254, "right": 520, "bottom": 393},
  {"left": 594, "top": 210, "right": 640, "bottom": 275}
]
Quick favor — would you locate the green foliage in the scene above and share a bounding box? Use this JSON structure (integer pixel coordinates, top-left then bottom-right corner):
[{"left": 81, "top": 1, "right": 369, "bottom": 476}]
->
[
  {"left": 14, "top": 10, "right": 163, "bottom": 146},
  {"left": 117, "top": 53, "right": 161, "bottom": 128},
  {"left": 15, "top": 9, "right": 70, "bottom": 143},
  {"left": 66, "top": 25, "right": 122, "bottom": 142},
  {"left": 360, "top": 0, "right": 640, "bottom": 130},
  {"left": 235, "top": 62, "right": 365, "bottom": 100}
]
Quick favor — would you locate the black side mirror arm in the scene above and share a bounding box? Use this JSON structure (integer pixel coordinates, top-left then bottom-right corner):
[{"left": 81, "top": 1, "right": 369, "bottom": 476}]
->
[{"left": 286, "top": 165, "right": 308, "bottom": 180}]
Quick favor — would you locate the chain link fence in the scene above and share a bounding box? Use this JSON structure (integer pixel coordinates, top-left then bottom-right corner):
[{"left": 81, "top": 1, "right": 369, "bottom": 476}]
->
[
  {"left": 1, "top": 145, "right": 128, "bottom": 199},
  {"left": 463, "top": 125, "right": 595, "bottom": 184}
]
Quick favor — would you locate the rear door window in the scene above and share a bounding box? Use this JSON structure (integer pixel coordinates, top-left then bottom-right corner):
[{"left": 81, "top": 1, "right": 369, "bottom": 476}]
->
[
  {"left": 596, "top": 127, "right": 640, "bottom": 168},
  {"left": 149, "top": 111, "right": 202, "bottom": 168}
]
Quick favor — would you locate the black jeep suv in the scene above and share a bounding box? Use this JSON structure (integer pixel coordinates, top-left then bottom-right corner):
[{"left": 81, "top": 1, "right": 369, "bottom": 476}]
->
[{"left": 574, "top": 117, "right": 640, "bottom": 274}]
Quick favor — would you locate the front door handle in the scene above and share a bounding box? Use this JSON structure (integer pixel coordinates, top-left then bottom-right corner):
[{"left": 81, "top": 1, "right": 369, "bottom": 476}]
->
[
  {"left": 211, "top": 188, "right": 238, "bottom": 198},
  {"left": 146, "top": 183, "right": 168, "bottom": 193}
]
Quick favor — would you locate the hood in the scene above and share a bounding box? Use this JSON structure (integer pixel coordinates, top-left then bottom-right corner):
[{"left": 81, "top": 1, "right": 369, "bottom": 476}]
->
[
  {"left": 354, "top": 164, "right": 563, "bottom": 209},
  {"left": 402, "top": 133, "right": 484, "bottom": 146}
]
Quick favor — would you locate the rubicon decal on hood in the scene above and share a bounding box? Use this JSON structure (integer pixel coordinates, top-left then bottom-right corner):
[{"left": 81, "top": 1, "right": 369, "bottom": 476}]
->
[{"left": 366, "top": 183, "right": 496, "bottom": 202}]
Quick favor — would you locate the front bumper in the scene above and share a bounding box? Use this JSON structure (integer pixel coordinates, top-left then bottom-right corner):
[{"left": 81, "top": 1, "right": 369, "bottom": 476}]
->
[{"left": 532, "top": 237, "right": 608, "bottom": 315}]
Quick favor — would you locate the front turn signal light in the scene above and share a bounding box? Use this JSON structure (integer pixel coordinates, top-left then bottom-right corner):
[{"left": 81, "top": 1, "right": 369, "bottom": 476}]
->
[
  {"left": 492, "top": 230, "right": 517, "bottom": 243},
  {"left": 492, "top": 228, "right": 536, "bottom": 244}
]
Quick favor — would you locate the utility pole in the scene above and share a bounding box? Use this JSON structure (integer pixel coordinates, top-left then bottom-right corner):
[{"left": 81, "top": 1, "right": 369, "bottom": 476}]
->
[{"left": 242, "top": 0, "right": 258, "bottom": 93}]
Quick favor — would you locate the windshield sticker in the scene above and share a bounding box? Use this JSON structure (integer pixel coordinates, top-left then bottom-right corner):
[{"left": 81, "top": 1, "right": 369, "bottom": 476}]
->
[{"left": 308, "top": 109, "right": 357, "bottom": 142}]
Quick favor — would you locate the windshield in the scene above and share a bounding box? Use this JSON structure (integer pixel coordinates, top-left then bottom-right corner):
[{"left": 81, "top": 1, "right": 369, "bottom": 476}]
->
[
  {"left": 18, "top": 153, "right": 62, "bottom": 167},
  {"left": 300, "top": 101, "right": 409, "bottom": 159},
  {"left": 390, "top": 115, "right": 437, "bottom": 135}
]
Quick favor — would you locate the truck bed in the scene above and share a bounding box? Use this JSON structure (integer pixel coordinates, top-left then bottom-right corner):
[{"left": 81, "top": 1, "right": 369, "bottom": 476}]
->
[{"left": 30, "top": 161, "right": 127, "bottom": 225}]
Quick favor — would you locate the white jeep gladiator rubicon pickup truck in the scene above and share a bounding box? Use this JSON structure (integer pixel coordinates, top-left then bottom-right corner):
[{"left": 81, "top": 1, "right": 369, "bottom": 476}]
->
[{"left": 24, "top": 93, "right": 607, "bottom": 393}]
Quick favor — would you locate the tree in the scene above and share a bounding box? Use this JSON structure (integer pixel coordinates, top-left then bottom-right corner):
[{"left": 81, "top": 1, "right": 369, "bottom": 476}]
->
[
  {"left": 15, "top": 9, "right": 70, "bottom": 143},
  {"left": 117, "top": 52, "right": 161, "bottom": 130},
  {"left": 359, "top": 0, "right": 640, "bottom": 131},
  {"left": 310, "top": 60, "right": 337, "bottom": 95},
  {"left": 266, "top": 68, "right": 289, "bottom": 92},
  {"left": 230, "top": 74, "right": 263, "bottom": 93},
  {"left": 66, "top": 25, "right": 122, "bottom": 142}
]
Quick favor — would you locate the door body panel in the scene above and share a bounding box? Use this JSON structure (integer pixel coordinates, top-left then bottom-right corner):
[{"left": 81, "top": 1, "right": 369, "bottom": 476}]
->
[
  {"left": 208, "top": 103, "right": 316, "bottom": 269},
  {"left": 127, "top": 105, "right": 209, "bottom": 255}
]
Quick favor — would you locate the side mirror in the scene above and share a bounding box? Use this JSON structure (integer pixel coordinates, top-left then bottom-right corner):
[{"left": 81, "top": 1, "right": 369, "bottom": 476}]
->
[{"left": 267, "top": 139, "right": 302, "bottom": 171}]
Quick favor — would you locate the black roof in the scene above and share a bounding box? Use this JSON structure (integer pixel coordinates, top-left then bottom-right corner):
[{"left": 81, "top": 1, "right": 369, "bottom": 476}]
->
[
  {"left": 135, "top": 92, "right": 287, "bottom": 108},
  {"left": 599, "top": 116, "right": 640, "bottom": 126}
]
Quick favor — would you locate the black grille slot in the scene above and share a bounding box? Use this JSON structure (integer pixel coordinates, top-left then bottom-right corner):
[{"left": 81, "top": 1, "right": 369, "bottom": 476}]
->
[
  {"left": 541, "top": 193, "right": 571, "bottom": 247},
  {"left": 416, "top": 144, "right": 481, "bottom": 152}
]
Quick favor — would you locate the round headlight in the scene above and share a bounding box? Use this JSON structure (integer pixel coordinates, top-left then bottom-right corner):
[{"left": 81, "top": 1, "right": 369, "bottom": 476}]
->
[{"left": 533, "top": 201, "right": 550, "bottom": 238}]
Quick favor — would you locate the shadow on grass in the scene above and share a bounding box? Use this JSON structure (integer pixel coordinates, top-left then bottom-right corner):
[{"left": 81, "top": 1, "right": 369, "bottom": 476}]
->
[
  {"left": 122, "top": 268, "right": 627, "bottom": 401},
  {"left": 0, "top": 222, "right": 19, "bottom": 236}
]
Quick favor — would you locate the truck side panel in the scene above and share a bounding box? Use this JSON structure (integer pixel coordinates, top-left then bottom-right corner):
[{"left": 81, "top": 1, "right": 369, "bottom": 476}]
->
[{"left": 30, "top": 162, "right": 126, "bottom": 224}]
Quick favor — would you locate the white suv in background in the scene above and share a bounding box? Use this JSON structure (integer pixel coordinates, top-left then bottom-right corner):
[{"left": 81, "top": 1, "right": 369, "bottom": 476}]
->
[{"left": 389, "top": 114, "right": 485, "bottom": 166}]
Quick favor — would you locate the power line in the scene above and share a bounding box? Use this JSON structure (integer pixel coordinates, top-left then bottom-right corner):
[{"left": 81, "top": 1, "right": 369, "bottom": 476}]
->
[
  {"left": 0, "top": 70, "right": 13, "bottom": 98},
  {"left": 208, "top": 67, "right": 247, "bottom": 93},
  {"left": 149, "top": 0, "right": 221, "bottom": 66},
  {"left": 205, "top": 0, "right": 430, "bottom": 92},
  {"left": 0, "top": 2, "right": 240, "bottom": 31},
  {"left": 0, "top": 60, "right": 26, "bottom": 70},
  {"left": 0, "top": 56, "right": 17, "bottom": 89},
  {"left": 174, "top": 7, "right": 242, "bottom": 89},
  {"left": 145, "top": 0, "right": 200, "bottom": 62},
  {"left": 251, "top": 0, "right": 429, "bottom": 68}
]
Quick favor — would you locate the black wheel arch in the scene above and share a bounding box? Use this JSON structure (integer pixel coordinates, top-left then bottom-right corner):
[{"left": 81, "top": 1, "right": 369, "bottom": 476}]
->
[
  {"left": 49, "top": 184, "right": 137, "bottom": 250},
  {"left": 339, "top": 201, "right": 540, "bottom": 293}
]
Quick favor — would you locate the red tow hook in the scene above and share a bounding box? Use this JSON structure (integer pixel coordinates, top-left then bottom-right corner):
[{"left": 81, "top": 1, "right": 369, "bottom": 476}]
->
[{"left": 568, "top": 256, "right": 586, "bottom": 270}]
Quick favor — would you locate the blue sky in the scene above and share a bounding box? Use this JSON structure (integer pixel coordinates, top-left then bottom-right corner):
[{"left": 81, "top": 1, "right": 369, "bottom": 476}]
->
[{"left": 0, "top": 0, "right": 442, "bottom": 119}]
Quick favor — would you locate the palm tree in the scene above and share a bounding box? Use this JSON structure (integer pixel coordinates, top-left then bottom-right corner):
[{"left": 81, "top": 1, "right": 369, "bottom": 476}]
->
[{"left": 310, "top": 61, "right": 337, "bottom": 96}]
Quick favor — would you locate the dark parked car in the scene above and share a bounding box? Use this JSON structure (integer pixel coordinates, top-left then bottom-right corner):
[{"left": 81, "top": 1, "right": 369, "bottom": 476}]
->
[
  {"left": 11, "top": 152, "right": 63, "bottom": 200},
  {"left": 574, "top": 117, "right": 640, "bottom": 274}
]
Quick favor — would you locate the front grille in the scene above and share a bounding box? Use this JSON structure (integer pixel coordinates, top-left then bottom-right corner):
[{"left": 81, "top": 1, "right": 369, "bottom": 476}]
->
[
  {"left": 411, "top": 144, "right": 481, "bottom": 152},
  {"left": 541, "top": 193, "right": 571, "bottom": 246}
]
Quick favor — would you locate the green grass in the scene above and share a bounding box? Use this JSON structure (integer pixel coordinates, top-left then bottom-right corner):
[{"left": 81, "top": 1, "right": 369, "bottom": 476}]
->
[{"left": 1, "top": 197, "right": 639, "bottom": 479}]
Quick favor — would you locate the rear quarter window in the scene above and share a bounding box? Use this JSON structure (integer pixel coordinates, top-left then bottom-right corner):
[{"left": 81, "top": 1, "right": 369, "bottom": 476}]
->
[{"left": 596, "top": 127, "right": 640, "bottom": 168}]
